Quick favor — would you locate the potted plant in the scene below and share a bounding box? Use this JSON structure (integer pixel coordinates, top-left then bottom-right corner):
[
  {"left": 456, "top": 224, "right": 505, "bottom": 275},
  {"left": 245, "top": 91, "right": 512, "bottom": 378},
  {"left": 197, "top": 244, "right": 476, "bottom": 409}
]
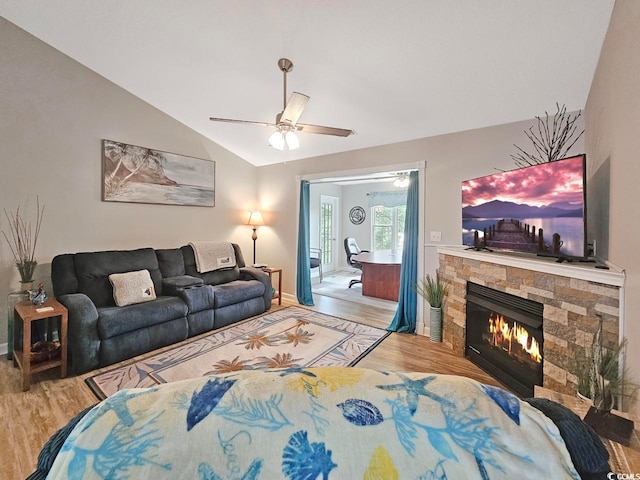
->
[
  {"left": 415, "top": 269, "right": 449, "bottom": 342},
  {"left": 2, "top": 197, "right": 45, "bottom": 291},
  {"left": 576, "top": 315, "right": 636, "bottom": 445}
]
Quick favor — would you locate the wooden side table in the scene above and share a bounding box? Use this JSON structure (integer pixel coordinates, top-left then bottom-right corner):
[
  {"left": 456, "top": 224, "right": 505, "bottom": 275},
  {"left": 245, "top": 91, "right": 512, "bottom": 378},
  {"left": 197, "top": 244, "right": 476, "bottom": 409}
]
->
[
  {"left": 535, "top": 386, "right": 639, "bottom": 473},
  {"left": 13, "top": 298, "right": 68, "bottom": 391},
  {"left": 262, "top": 267, "right": 282, "bottom": 305}
]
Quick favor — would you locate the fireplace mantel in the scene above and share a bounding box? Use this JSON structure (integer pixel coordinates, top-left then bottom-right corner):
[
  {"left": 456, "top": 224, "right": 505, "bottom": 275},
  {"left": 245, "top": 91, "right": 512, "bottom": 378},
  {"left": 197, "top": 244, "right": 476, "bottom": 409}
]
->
[{"left": 436, "top": 246, "right": 625, "bottom": 287}]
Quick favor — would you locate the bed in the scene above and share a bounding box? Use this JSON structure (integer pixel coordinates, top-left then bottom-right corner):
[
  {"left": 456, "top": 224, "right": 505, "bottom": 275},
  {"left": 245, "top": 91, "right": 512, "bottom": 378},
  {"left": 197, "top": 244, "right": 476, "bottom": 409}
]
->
[{"left": 29, "top": 367, "right": 610, "bottom": 479}]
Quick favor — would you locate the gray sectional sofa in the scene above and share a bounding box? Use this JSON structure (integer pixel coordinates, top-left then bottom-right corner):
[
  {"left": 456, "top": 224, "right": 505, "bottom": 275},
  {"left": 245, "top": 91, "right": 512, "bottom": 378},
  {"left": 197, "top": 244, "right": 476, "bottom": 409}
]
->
[{"left": 51, "top": 243, "right": 272, "bottom": 374}]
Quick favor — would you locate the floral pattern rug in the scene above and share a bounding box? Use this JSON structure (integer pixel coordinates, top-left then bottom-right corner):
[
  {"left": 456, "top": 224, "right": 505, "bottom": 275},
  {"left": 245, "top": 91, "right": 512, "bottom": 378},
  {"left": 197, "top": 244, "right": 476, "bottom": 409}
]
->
[{"left": 86, "top": 306, "right": 390, "bottom": 399}]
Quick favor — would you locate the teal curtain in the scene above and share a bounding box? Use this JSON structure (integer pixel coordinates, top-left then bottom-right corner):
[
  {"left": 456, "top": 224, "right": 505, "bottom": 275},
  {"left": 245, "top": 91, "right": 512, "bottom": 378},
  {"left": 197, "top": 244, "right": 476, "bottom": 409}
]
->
[
  {"left": 388, "top": 170, "right": 418, "bottom": 333},
  {"left": 296, "top": 180, "right": 314, "bottom": 305}
]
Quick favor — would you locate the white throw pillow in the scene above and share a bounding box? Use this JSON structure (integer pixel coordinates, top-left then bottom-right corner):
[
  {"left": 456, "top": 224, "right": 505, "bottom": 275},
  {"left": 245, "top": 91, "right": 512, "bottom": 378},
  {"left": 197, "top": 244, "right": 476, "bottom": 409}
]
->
[{"left": 109, "top": 269, "right": 157, "bottom": 307}]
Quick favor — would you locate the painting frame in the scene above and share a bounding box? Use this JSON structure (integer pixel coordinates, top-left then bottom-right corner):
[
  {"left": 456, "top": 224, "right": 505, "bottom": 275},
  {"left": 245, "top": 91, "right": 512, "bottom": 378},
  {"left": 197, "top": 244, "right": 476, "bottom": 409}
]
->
[{"left": 102, "top": 139, "right": 215, "bottom": 207}]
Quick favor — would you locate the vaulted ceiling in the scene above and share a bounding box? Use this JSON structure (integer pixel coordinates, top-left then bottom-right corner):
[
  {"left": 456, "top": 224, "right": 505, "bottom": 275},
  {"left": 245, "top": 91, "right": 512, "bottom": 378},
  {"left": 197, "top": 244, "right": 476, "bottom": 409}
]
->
[{"left": 1, "top": 1, "right": 615, "bottom": 166}]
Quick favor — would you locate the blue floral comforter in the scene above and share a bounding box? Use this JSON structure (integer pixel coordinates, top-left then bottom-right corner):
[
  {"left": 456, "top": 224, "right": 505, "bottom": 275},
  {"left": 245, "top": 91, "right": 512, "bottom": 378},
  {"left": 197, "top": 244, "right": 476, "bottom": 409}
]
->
[{"left": 48, "top": 367, "right": 580, "bottom": 479}]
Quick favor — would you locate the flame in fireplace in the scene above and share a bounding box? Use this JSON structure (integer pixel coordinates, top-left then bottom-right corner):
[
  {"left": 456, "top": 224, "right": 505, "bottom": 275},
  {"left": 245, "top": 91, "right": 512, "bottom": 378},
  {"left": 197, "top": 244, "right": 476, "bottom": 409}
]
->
[{"left": 488, "top": 313, "right": 542, "bottom": 363}]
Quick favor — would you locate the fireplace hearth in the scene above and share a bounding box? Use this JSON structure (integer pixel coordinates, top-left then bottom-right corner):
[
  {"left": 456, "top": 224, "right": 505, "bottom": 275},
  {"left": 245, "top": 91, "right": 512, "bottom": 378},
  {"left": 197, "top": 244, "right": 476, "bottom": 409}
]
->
[{"left": 465, "top": 282, "right": 543, "bottom": 397}]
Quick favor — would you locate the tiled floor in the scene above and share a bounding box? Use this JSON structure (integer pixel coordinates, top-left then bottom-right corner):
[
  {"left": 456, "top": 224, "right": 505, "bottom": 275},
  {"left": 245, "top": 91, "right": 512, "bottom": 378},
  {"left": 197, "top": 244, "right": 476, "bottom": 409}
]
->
[{"left": 311, "top": 269, "right": 397, "bottom": 312}]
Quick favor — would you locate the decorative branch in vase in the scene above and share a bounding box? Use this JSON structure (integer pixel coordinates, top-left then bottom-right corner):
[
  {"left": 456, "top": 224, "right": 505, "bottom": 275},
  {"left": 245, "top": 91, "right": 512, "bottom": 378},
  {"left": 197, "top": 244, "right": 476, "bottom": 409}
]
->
[
  {"left": 576, "top": 314, "right": 637, "bottom": 445},
  {"left": 511, "top": 103, "right": 584, "bottom": 168},
  {"left": 2, "top": 197, "right": 45, "bottom": 291}
]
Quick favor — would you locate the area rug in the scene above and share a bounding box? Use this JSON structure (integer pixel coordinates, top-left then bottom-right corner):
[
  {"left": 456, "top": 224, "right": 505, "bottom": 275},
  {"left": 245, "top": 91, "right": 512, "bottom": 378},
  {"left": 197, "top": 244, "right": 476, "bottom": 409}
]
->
[{"left": 86, "top": 306, "right": 390, "bottom": 399}]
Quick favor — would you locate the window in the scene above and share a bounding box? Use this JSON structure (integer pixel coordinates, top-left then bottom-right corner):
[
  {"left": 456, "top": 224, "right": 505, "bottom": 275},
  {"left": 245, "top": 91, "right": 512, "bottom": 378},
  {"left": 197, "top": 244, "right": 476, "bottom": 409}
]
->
[{"left": 371, "top": 205, "right": 406, "bottom": 251}]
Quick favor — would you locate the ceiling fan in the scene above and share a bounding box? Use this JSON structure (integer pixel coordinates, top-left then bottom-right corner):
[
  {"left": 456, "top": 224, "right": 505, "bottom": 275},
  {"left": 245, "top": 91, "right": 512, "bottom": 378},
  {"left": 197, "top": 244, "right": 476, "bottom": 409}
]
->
[{"left": 209, "top": 58, "right": 354, "bottom": 151}]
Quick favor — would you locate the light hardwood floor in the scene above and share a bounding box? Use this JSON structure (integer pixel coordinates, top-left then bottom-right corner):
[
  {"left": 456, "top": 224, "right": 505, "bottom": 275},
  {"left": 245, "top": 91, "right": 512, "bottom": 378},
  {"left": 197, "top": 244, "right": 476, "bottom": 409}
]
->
[{"left": 0, "top": 296, "right": 503, "bottom": 480}]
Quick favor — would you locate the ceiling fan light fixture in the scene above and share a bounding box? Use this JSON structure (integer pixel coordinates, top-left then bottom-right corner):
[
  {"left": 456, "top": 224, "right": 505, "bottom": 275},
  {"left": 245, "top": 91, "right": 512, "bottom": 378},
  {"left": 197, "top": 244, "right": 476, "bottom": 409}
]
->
[
  {"left": 269, "top": 127, "right": 300, "bottom": 151},
  {"left": 394, "top": 174, "right": 410, "bottom": 188},
  {"left": 211, "top": 58, "right": 353, "bottom": 151},
  {"left": 285, "top": 130, "right": 300, "bottom": 150},
  {"left": 268, "top": 130, "right": 286, "bottom": 150}
]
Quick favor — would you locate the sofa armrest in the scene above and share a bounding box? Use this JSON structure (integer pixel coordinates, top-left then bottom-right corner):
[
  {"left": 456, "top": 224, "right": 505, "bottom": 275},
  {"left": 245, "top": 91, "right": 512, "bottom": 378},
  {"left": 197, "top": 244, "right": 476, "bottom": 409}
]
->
[
  {"left": 162, "top": 275, "right": 204, "bottom": 297},
  {"left": 239, "top": 267, "right": 273, "bottom": 311},
  {"left": 178, "top": 284, "right": 215, "bottom": 314},
  {"left": 57, "top": 293, "right": 100, "bottom": 374}
]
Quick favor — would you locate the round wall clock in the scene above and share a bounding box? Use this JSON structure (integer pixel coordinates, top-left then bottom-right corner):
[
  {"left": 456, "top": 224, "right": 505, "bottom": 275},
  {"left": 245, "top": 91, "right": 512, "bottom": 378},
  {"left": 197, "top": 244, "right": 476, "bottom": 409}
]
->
[{"left": 349, "top": 206, "right": 366, "bottom": 225}]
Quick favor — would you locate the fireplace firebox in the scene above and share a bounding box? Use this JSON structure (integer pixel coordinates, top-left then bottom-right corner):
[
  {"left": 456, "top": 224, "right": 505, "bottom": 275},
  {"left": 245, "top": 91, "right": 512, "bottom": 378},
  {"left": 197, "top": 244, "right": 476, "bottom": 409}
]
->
[{"left": 465, "top": 282, "right": 543, "bottom": 397}]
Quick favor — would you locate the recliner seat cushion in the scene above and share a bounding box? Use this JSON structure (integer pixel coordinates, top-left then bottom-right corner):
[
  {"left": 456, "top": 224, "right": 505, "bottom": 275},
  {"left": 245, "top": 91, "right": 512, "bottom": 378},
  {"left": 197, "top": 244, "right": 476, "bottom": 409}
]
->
[
  {"left": 97, "top": 296, "right": 188, "bottom": 339},
  {"left": 212, "top": 280, "right": 265, "bottom": 308},
  {"left": 75, "top": 248, "right": 162, "bottom": 307}
]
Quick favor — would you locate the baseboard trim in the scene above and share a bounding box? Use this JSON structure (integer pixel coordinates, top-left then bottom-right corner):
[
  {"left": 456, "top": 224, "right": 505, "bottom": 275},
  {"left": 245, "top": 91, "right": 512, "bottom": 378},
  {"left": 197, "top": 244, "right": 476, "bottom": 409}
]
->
[
  {"left": 281, "top": 292, "right": 296, "bottom": 303},
  {"left": 0, "top": 342, "right": 7, "bottom": 356}
]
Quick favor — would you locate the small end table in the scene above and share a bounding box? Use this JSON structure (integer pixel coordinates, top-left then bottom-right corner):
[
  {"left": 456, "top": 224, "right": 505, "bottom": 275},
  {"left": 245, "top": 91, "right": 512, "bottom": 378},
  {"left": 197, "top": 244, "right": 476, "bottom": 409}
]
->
[
  {"left": 262, "top": 267, "right": 282, "bottom": 305},
  {"left": 13, "top": 298, "right": 68, "bottom": 391}
]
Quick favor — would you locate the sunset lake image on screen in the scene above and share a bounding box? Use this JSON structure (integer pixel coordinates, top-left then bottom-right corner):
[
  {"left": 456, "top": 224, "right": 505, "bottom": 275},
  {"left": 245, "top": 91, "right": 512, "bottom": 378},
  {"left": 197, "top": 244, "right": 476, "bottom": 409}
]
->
[{"left": 461, "top": 155, "right": 585, "bottom": 257}]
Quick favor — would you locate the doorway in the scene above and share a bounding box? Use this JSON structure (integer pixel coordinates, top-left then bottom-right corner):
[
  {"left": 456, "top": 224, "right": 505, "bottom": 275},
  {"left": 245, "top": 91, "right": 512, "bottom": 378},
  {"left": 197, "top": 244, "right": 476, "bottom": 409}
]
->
[
  {"left": 296, "top": 161, "right": 426, "bottom": 326},
  {"left": 309, "top": 169, "right": 418, "bottom": 312}
]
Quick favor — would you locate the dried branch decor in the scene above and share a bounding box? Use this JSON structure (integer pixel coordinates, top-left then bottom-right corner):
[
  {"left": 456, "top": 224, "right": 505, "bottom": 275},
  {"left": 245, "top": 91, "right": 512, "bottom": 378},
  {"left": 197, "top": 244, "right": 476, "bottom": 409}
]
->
[
  {"left": 2, "top": 197, "right": 45, "bottom": 283},
  {"left": 577, "top": 315, "right": 637, "bottom": 412},
  {"left": 511, "top": 103, "right": 584, "bottom": 168}
]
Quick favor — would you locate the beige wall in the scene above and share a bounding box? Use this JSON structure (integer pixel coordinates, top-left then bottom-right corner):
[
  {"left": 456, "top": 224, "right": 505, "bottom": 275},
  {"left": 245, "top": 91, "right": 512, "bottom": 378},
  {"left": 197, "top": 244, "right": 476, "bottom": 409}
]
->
[
  {"left": 585, "top": 0, "right": 640, "bottom": 413},
  {"left": 0, "top": 19, "right": 258, "bottom": 346}
]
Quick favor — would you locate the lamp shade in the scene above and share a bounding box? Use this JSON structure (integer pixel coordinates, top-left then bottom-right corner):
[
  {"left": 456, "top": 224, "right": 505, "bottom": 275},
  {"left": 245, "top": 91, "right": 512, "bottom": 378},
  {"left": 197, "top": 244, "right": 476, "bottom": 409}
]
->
[{"left": 246, "top": 211, "right": 265, "bottom": 226}]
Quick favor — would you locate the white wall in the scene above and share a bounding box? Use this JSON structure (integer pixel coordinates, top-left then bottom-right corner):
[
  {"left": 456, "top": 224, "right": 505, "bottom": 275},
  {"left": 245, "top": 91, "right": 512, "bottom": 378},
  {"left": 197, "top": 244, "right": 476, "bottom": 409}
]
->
[
  {"left": 309, "top": 181, "right": 408, "bottom": 273},
  {"left": 585, "top": 0, "right": 640, "bottom": 414},
  {"left": 0, "top": 19, "right": 258, "bottom": 346},
  {"left": 340, "top": 184, "right": 374, "bottom": 255},
  {"left": 310, "top": 180, "right": 406, "bottom": 270},
  {"left": 341, "top": 181, "right": 405, "bottom": 256}
]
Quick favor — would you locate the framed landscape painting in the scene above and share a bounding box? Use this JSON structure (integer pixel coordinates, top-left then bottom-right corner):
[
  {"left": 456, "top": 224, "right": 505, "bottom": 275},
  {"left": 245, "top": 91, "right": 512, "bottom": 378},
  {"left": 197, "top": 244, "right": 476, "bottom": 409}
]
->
[{"left": 102, "top": 139, "right": 215, "bottom": 207}]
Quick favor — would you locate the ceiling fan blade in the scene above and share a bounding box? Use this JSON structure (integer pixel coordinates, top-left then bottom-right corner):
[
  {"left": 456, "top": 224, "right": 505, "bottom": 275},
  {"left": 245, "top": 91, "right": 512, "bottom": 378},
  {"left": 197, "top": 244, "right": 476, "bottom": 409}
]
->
[
  {"left": 209, "top": 117, "right": 275, "bottom": 128},
  {"left": 295, "top": 123, "right": 354, "bottom": 137},
  {"left": 280, "top": 92, "right": 309, "bottom": 126}
]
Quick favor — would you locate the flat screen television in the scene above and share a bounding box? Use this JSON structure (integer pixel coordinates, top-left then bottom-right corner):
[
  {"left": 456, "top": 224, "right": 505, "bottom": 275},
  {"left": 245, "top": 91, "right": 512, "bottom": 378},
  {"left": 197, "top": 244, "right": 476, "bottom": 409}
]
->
[{"left": 462, "top": 154, "right": 587, "bottom": 259}]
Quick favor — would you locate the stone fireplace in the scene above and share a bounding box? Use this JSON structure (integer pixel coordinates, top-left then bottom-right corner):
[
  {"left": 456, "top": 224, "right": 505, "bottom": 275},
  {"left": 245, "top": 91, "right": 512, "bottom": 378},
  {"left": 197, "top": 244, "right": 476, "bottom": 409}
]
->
[{"left": 437, "top": 246, "right": 624, "bottom": 396}]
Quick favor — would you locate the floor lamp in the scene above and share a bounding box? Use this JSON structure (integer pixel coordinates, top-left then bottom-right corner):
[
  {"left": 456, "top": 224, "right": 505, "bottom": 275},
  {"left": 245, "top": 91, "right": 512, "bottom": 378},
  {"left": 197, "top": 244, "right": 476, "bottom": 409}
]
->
[{"left": 246, "top": 211, "right": 265, "bottom": 266}]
